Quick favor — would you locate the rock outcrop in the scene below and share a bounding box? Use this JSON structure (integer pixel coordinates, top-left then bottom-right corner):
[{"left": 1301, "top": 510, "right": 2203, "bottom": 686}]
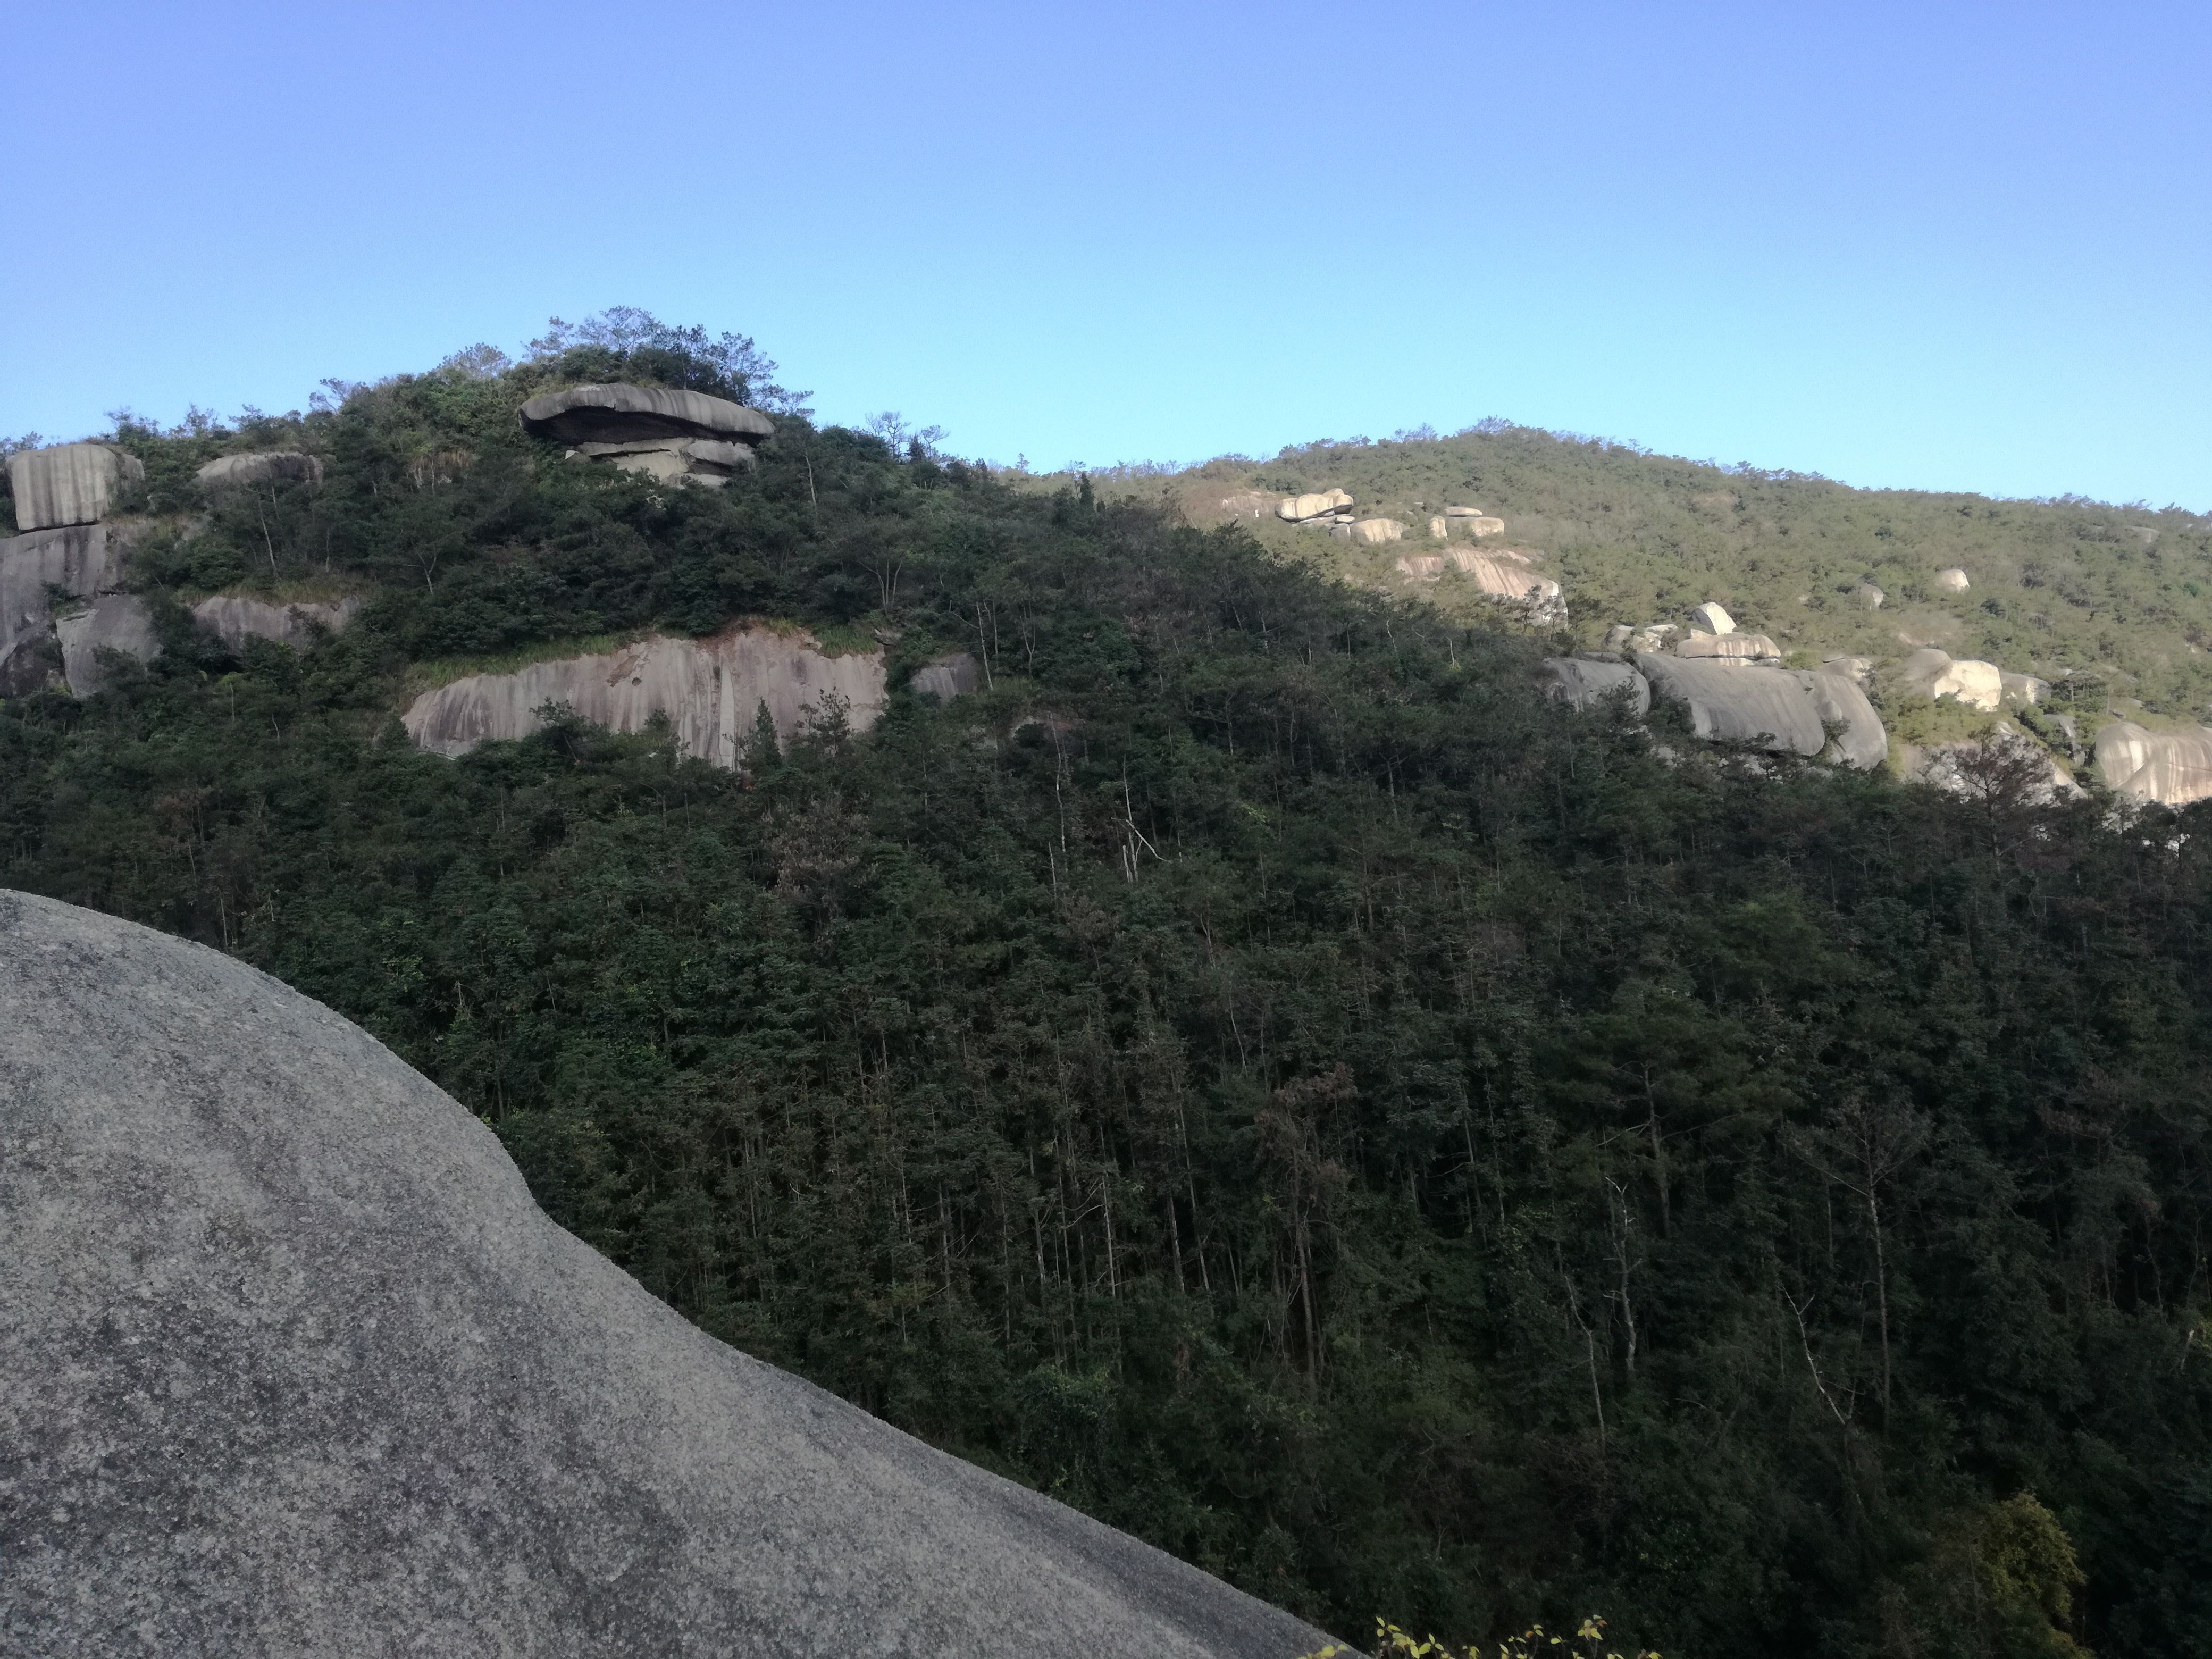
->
[
  {"left": 1897, "top": 647, "right": 2003, "bottom": 711},
  {"left": 1999, "top": 670, "right": 2050, "bottom": 706},
  {"left": 196, "top": 450, "right": 325, "bottom": 491},
  {"left": 2093, "top": 720, "right": 2212, "bottom": 807},
  {"left": 1394, "top": 554, "right": 1446, "bottom": 580},
  {"left": 1689, "top": 601, "right": 1735, "bottom": 635},
  {"left": 403, "top": 625, "right": 889, "bottom": 767},
  {"left": 1643, "top": 657, "right": 1884, "bottom": 766},
  {"left": 190, "top": 594, "right": 362, "bottom": 652},
  {"left": 1909, "top": 727, "right": 2080, "bottom": 804},
  {"left": 1936, "top": 568, "right": 1971, "bottom": 592},
  {"left": 1, "top": 525, "right": 126, "bottom": 693},
  {"left": 55, "top": 597, "right": 160, "bottom": 694},
  {"left": 1442, "top": 550, "right": 1565, "bottom": 621},
  {"left": 1676, "top": 632, "right": 1781, "bottom": 663},
  {"left": 910, "top": 651, "right": 981, "bottom": 702},
  {"left": 1856, "top": 583, "right": 1885, "bottom": 609},
  {"left": 1428, "top": 515, "right": 1448, "bottom": 540},
  {"left": 1277, "top": 489, "right": 1353, "bottom": 523},
  {"left": 519, "top": 384, "right": 775, "bottom": 489},
  {"left": 7, "top": 442, "right": 145, "bottom": 530},
  {"left": 1538, "top": 656, "right": 1651, "bottom": 717},
  {"left": 1351, "top": 518, "right": 1406, "bottom": 545},
  {"left": 0, "top": 890, "right": 1330, "bottom": 1659}
]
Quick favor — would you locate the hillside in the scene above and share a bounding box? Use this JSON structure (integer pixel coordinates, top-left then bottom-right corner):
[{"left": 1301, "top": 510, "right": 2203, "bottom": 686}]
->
[{"left": 4, "top": 317, "right": 2210, "bottom": 1658}]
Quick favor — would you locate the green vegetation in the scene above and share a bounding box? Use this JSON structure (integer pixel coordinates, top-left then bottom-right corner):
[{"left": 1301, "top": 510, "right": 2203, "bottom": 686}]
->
[{"left": 5, "top": 319, "right": 2211, "bottom": 1657}]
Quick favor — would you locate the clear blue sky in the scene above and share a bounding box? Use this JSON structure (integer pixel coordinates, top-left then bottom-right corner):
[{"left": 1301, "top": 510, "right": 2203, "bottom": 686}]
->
[{"left": 5, "top": 2, "right": 2207, "bottom": 507}]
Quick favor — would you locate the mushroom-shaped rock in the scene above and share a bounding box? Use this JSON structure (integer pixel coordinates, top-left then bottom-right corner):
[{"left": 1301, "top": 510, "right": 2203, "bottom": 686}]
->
[
  {"left": 0, "top": 891, "right": 1333, "bottom": 1659},
  {"left": 1897, "top": 648, "right": 2003, "bottom": 711},
  {"left": 1675, "top": 632, "right": 1781, "bottom": 663},
  {"left": 1641, "top": 657, "right": 1828, "bottom": 757},
  {"left": 1351, "top": 518, "right": 1406, "bottom": 544},
  {"left": 7, "top": 442, "right": 145, "bottom": 530},
  {"left": 190, "top": 595, "right": 361, "bottom": 652},
  {"left": 2092, "top": 721, "right": 2212, "bottom": 806},
  {"left": 55, "top": 596, "right": 159, "bottom": 694},
  {"left": 910, "top": 651, "right": 981, "bottom": 703},
  {"left": 1689, "top": 601, "right": 1736, "bottom": 635},
  {"left": 1538, "top": 656, "right": 1651, "bottom": 717},
  {"left": 1789, "top": 668, "right": 1888, "bottom": 769},
  {"left": 519, "top": 384, "right": 774, "bottom": 488},
  {"left": 403, "top": 625, "right": 890, "bottom": 768},
  {"left": 196, "top": 451, "right": 325, "bottom": 491},
  {"left": 1936, "top": 568, "right": 1971, "bottom": 592}
]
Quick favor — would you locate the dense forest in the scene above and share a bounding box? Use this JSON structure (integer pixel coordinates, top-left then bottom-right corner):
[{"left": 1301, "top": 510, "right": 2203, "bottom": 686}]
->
[{"left": 4, "top": 316, "right": 2210, "bottom": 1658}]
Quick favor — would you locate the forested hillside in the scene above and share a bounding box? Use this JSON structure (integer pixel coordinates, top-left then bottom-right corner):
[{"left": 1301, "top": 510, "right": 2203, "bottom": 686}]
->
[{"left": 5, "top": 320, "right": 2210, "bottom": 1658}]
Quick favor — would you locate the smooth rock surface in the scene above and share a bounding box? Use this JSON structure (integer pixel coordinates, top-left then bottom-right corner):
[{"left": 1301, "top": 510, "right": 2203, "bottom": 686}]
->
[
  {"left": 1538, "top": 656, "right": 1651, "bottom": 717},
  {"left": 1276, "top": 489, "right": 1352, "bottom": 523},
  {"left": 403, "top": 625, "right": 889, "bottom": 767},
  {"left": 1351, "top": 518, "right": 1406, "bottom": 544},
  {"left": 1642, "top": 657, "right": 1828, "bottom": 757},
  {"left": 1394, "top": 554, "right": 1446, "bottom": 580},
  {"left": 191, "top": 594, "right": 362, "bottom": 652},
  {"left": 518, "top": 383, "right": 775, "bottom": 446},
  {"left": 1788, "top": 668, "right": 1889, "bottom": 769},
  {"left": 7, "top": 442, "right": 144, "bottom": 530},
  {"left": 1936, "top": 568, "right": 1971, "bottom": 592},
  {"left": 1897, "top": 647, "right": 2004, "bottom": 711},
  {"left": 2093, "top": 720, "right": 2212, "bottom": 806},
  {"left": 1999, "top": 670, "right": 2050, "bottom": 706},
  {"left": 1856, "top": 583, "right": 1885, "bottom": 609},
  {"left": 196, "top": 451, "right": 325, "bottom": 491},
  {"left": 1689, "top": 601, "right": 1736, "bottom": 635},
  {"left": 56, "top": 595, "right": 160, "bottom": 694},
  {"left": 1428, "top": 515, "right": 1448, "bottom": 540},
  {"left": 0, "top": 891, "right": 1331, "bottom": 1659},
  {"left": 1, "top": 525, "right": 126, "bottom": 692},
  {"left": 1911, "top": 727, "right": 2080, "bottom": 804}
]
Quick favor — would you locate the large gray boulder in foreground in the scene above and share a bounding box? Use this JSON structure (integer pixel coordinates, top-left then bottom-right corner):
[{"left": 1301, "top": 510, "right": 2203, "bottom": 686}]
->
[{"left": 0, "top": 892, "right": 1329, "bottom": 1659}]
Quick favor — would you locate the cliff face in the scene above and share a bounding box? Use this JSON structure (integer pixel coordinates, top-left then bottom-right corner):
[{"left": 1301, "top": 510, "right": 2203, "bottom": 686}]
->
[
  {"left": 401, "top": 624, "right": 891, "bottom": 766},
  {"left": 0, "top": 890, "right": 1329, "bottom": 1658}
]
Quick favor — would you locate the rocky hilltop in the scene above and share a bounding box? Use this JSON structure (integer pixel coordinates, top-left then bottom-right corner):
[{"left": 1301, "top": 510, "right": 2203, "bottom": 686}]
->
[{"left": 0, "top": 891, "right": 1328, "bottom": 1658}]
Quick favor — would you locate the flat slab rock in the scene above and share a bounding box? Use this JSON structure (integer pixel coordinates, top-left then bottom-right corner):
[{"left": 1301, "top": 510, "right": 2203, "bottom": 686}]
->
[{"left": 0, "top": 891, "right": 1333, "bottom": 1659}]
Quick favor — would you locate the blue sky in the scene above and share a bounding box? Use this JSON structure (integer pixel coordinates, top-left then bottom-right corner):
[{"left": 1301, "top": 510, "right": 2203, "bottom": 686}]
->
[{"left": 5, "top": 2, "right": 2207, "bottom": 506}]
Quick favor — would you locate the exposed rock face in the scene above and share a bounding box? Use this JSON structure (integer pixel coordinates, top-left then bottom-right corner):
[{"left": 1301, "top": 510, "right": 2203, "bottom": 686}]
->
[
  {"left": 1689, "top": 601, "right": 1735, "bottom": 635},
  {"left": 1538, "top": 656, "right": 1651, "bottom": 717},
  {"left": 1629, "top": 623, "right": 1678, "bottom": 653},
  {"left": 2093, "top": 720, "right": 2212, "bottom": 806},
  {"left": 196, "top": 451, "right": 325, "bottom": 491},
  {"left": 0, "top": 891, "right": 1330, "bottom": 1659},
  {"left": 1443, "top": 550, "right": 1565, "bottom": 621},
  {"left": 1822, "top": 655, "right": 1872, "bottom": 684},
  {"left": 1394, "top": 554, "right": 1446, "bottom": 580},
  {"left": 1897, "top": 647, "right": 2003, "bottom": 711},
  {"left": 1276, "top": 489, "right": 1353, "bottom": 523},
  {"left": 55, "top": 596, "right": 160, "bottom": 694},
  {"left": 1429, "top": 515, "right": 1448, "bottom": 540},
  {"left": 1789, "top": 668, "right": 1888, "bottom": 769},
  {"left": 1999, "top": 670, "right": 2050, "bottom": 706},
  {"left": 1676, "top": 631, "right": 1781, "bottom": 663},
  {"left": 1459, "top": 515, "right": 1505, "bottom": 538},
  {"left": 1443, "top": 505, "right": 1484, "bottom": 518},
  {"left": 1909, "top": 728, "right": 2080, "bottom": 803},
  {"left": 7, "top": 442, "right": 144, "bottom": 530},
  {"left": 518, "top": 384, "right": 775, "bottom": 489},
  {"left": 1, "top": 525, "right": 127, "bottom": 692},
  {"left": 1936, "top": 568, "right": 1970, "bottom": 592},
  {"left": 910, "top": 651, "right": 981, "bottom": 702},
  {"left": 403, "top": 625, "right": 889, "bottom": 768},
  {"left": 1642, "top": 657, "right": 1828, "bottom": 759},
  {"left": 190, "top": 594, "right": 362, "bottom": 652},
  {"left": 1856, "top": 583, "right": 1885, "bottom": 609},
  {"left": 1351, "top": 518, "right": 1406, "bottom": 544}
]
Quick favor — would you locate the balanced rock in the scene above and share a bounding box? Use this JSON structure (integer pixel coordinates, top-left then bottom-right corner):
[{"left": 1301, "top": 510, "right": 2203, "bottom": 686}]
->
[
  {"left": 7, "top": 442, "right": 145, "bottom": 530},
  {"left": 1676, "top": 631, "right": 1781, "bottom": 663},
  {"left": 196, "top": 451, "right": 325, "bottom": 491},
  {"left": 0, "top": 891, "right": 1330, "bottom": 1659},
  {"left": 1276, "top": 489, "right": 1352, "bottom": 523},
  {"left": 1537, "top": 656, "right": 1651, "bottom": 717},
  {"left": 1897, "top": 647, "right": 2003, "bottom": 711},
  {"left": 1688, "top": 601, "right": 1735, "bottom": 635},
  {"left": 1936, "top": 568, "right": 1971, "bottom": 592},
  {"left": 519, "top": 384, "right": 775, "bottom": 488},
  {"left": 404, "top": 624, "right": 889, "bottom": 768},
  {"left": 1351, "top": 518, "right": 1406, "bottom": 544},
  {"left": 2093, "top": 721, "right": 2212, "bottom": 807},
  {"left": 190, "top": 594, "right": 362, "bottom": 653}
]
